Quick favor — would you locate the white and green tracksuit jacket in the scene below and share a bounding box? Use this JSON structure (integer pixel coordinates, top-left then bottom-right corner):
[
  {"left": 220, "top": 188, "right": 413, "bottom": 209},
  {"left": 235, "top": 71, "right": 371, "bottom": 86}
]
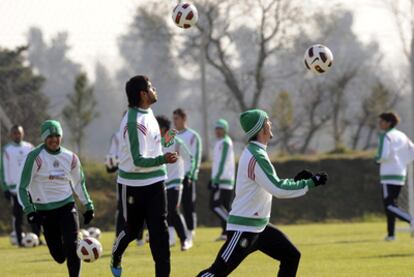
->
[
  {"left": 17, "top": 145, "right": 93, "bottom": 214},
  {"left": 212, "top": 135, "right": 235, "bottom": 190},
  {"left": 177, "top": 128, "right": 202, "bottom": 181},
  {"left": 1, "top": 141, "right": 34, "bottom": 194},
  {"left": 227, "top": 141, "right": 315, "bottom": 233},
  {"left": 375, "top": 128, "right": 414, "bottom": 185},
  {"left": 164, "top": 137, "right": 195, "bottom": 189},
  {"left": 117, "top": 107, "right": 167, "bottom": 186}
]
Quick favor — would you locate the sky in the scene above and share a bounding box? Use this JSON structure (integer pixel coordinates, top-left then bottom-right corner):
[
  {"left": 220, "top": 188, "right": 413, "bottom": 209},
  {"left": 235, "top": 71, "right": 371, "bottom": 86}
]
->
[{"left": 0, "top": 0, "right": 404, "bottom": 78}]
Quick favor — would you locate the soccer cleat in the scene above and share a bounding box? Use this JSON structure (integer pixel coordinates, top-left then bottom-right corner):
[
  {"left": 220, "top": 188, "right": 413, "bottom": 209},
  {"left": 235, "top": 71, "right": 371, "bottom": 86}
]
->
[
  {"left": 384, "top": 236, "right": 395, "bottom": 241},
  {"left": 215, "top": 234, "right": 227, "bottom": 241},
  {"left": 110, "top": 257, "right": 122, "bottom": 277},
  {"left": 410, "top": 219, "right": 414, "bottom": 237},
  {"left": 136, "top": 239, "right": 145, "bottom": 246},
  {"left": 181, "top": 239, "right": 193, "bottom": 251}
]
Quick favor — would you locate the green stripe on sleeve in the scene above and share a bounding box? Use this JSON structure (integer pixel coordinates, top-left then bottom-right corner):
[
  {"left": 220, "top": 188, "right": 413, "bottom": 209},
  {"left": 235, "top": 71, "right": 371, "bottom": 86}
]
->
[
  {"left": 375, "top": 133, "right": 386, "bottom": 162},
  {"left": 79, "top": 164, "right": 94, "bottom": 210},
  {"left": 190, "top": 130, "right": 202, "bottom": 180},
  {"left": 213, "top": 136, "right": 229, "bottom": 184},
  {"left": 127, "top": 108, "right": 166, "bottom": 167},
  {"left": 177, "top": 137, "right": 195, "bottom": 179},
  {"left": 1, "top": 149, "right": 8, "bottom": 191},
  {"left": 18, "top": 145, "right": 44, "bottom": 214},
  {"left": 247, "top": 143, "right": 314, "bottom": 190}
]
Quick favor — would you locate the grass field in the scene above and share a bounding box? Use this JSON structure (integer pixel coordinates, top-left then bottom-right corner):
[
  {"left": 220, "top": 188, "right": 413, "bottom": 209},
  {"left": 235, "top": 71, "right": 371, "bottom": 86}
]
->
[{"left": 1, "top": 221, "right": 414, "bottom": 277}]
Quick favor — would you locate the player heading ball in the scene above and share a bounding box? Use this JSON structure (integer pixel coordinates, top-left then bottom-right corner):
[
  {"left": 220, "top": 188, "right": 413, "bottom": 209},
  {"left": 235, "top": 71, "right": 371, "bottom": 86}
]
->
[{"left": 197, "top": 109, "right": 328, "bottom": 277}]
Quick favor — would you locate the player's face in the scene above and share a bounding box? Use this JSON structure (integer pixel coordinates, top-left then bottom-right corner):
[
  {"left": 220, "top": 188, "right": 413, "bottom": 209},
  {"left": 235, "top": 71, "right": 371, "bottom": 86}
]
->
[
  {"left": 263, "top": 118, "right": 273, "bottom": 141},
  {"left": 10, "top": 127, "right": 24, "bottom": 143},
  {"left": 215, "top": 128, "right": 225, "bottom": 138},
  {"left": 378, "top": 119, "right": 391, "bottom": 131},
  {"left": 146, "top": 82, "right": 157, "bottom": 104},
  {"left": 173, "top": 115, "right": 185, "bottom": 130},
  {"left": 45, "top": 135, "right": 61, "bottom": 151}
]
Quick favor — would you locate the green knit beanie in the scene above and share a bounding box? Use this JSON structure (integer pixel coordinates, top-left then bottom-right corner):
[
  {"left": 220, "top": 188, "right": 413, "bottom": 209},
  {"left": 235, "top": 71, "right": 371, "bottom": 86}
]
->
[
  {"left": 239, "top": 109, "right": 268, "bottom": 139},
  {"left": 40, "top": 120, "right": 63, "bottom": 141},
  {"left": 215, "top": 118, "right": 229, "bottom": 133}
]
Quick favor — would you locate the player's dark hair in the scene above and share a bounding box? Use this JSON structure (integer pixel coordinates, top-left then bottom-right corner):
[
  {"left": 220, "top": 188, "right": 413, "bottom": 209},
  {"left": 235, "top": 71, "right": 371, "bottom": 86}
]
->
[
  {"left": 173, "top": 108, "right": 187, "bottom": 120},
  {"left": 125, "top": 75, "right": 149, "bottom": 107},
  {"left": 156, "top": 115, "right": 171, "bottom": 130},
  {"left": 10, "top": 125, "right": 23, "bottom": 132},
  {"left": 379, "top": 112, "right": 400, "bottom": 128}
]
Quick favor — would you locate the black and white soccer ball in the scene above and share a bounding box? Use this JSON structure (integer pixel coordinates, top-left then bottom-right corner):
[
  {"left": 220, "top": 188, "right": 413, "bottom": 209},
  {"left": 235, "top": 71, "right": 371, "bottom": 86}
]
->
[
  {"left": 22, "top": 232, "right": 39, "bottom": 247},
  {"left": 172, "top": 2, "right": 199, "bottom": 29},
  {"left": 76, "top": 237, "right": 103, "bottom": 263},
  {"left": 87, "top": 227, "right": 101, "bottom": 240},
  {"left": 304, "top": 44, "right": 333, "bottom": 74}
]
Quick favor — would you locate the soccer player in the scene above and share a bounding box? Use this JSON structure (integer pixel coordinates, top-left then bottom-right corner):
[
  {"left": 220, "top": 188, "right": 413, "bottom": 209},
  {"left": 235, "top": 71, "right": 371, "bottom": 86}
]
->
[
  {"left": 111, "top": 75, "right": 178, "bottom": 277},
  {"left": 197, "top": 109, "right": 328, "bottom": 277},
  {"left": 1, "top": 125, "right": 42, "bottom": 247},
  {"left": 210, "top": 119, "right": 235, "bottom": 241},
  {"left": 375, "top": 112, "right": 414, "bottom": 240},
  {"left": 173, "top": 108, "right": 202, "bottom": 240},
  {"left": 156, "top": 115, "right": 194, "bottom": 250},
  {"left": 18, "top": 120, "right": 94, "bottom": 277}
]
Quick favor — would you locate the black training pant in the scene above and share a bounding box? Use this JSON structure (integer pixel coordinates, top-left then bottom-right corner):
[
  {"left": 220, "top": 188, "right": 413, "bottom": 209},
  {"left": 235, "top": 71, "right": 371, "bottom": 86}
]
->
[
  {"left": 39, "top": 202, "right": 80, "bottom": 277},
  {"left": 382, "top": 183, "right": 412, "bottom": 236},
  {"left": 197, "top": 224, "right": 301, "bottom": 277},
  {"left": 112, "top": 182, "right": 170, "bottom": 277},
  {"left": 209, "top": 188, "right": 233, "bottom": 235},
  {"left": 11, "top": 194, "right": 41, "bottom": 245},
  {"left": 182, "top": 176, "right": 196, "bottom": 231},
  {"left": 167, "top": 187, "right": 188, "bottom": 243}
]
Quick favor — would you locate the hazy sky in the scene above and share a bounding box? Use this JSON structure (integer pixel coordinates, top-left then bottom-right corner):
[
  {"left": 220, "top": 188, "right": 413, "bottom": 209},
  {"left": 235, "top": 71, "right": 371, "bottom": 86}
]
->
[{"left": 0, "top": 0, "right": 402, "bottom": 78}]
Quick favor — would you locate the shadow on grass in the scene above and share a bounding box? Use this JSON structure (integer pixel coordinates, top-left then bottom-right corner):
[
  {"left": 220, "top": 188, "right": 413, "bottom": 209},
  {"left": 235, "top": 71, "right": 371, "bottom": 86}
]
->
[
  {"left": 363, "top": 253, "right": 414, "bottom": 259},
  {"left": 300, "top": 239, "right": 379, "bottom": 246}
]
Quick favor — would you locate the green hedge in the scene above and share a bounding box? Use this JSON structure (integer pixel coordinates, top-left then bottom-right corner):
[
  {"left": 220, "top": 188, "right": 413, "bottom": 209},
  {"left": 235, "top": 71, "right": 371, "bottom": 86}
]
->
[{"left": 0, "top": 154, "right": 385, "bottom": 234}]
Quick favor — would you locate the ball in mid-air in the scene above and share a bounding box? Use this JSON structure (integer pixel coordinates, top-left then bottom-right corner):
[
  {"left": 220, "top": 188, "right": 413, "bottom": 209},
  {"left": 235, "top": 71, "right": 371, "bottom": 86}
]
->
[
  {"left": 22, "top": 232, "right": 39, "bottom": 247},
  {"left": 76, "top": 237, "right": 103, "bottom": 263},
  {"left": 304, "top": 44, "right": 333, "bottom": 74},
  {"left": 172, "top": 2, "right": 199, "bottom": 29}
]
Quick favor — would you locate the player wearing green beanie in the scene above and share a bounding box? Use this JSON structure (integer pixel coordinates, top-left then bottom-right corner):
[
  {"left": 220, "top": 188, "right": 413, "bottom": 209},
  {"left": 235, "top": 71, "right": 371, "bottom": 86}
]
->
[
  {"left": 198, "top": 109, "right": 328, "bottom": 277},
  {"left": 18, "top": 119, "right": 94, "bottom": 277}
]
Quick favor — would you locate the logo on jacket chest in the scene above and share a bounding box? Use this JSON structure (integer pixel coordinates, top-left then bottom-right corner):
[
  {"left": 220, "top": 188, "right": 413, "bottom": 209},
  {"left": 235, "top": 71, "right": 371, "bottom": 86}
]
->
[{"left": 53, "top": 160, "right": 60, "bottom": 168}]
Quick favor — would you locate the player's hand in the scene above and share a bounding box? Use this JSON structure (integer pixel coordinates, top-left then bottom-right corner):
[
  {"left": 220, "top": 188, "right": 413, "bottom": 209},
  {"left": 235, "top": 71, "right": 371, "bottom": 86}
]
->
[
  {"left": 294, "top": 169, "right": 313, "bottom": 181},
  {"left": 311, "top": 172, "right": 328, "bottom": 186},
  {"left": 3, "top": 190, "right": 11, "bottom": 201},
  {"left": 83, "top": 210, "right": 94, "bottom": 225},
  {"left": 27, "top": 212, "right": 42, "bottom": 224},
  {"left": 164, "top": 152, "right": 178, "bottom": 164}
]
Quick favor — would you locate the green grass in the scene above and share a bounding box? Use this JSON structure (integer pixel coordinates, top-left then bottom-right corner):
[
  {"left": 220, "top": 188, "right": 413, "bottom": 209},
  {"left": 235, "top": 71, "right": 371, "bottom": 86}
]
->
[{"left": 1, "top": 222, "right": 414, "bottom": 276}]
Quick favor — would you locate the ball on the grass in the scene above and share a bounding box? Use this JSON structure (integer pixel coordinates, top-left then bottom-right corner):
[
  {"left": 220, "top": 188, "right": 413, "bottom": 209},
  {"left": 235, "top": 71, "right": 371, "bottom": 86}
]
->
[
  {"left": 87, "top": 227, "right": 101, "bottom": 240},
  {"left": 172, "top": 2, "right": 199, "bottom": 29},
  {"left": 22, "top": 232, "right": 39, "bottom": 247},
  {"left": 76, "top": 237, "right": 103, "bottom": 263},
  {"left": 304, "top": 44, "right": 333, "bottom": 74}
]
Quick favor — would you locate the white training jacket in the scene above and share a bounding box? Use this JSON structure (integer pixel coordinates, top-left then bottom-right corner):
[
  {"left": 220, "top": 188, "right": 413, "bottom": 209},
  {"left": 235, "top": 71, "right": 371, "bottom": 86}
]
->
[
  {"left": 1, "top": 141, "right": 34, "bottom": 194},
  {"left": 375, "top": 128, "right": 414, "bottom": 185},
  {"left": 164, "top": 137, "right": 194, "bottom": 189},
  {"left": 227, "top": 141, "right": 315, "bottom": 233},
  {"left": 17, "top": 145, "right": 93, "bottom": 214},
  {"left": 211, "top": 135, "right": 235, "bottom": 190}
]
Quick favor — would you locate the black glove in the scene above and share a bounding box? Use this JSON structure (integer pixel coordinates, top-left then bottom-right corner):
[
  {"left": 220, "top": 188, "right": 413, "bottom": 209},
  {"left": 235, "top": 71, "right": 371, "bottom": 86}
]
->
[
  {"left": 27, "top": 212, "right": 42, "bottom": 224},
  {"left": 294, "top": 170, "right": 313, "bottom": 181},
  {"left": 83, "top": 210, "right": 95, "bottom": 225},
  {"left": 4, "top": 190, "right": 11, "bottom": 201},
  {"left": 311, "top": 172, "right": 328, "bottom": 186}
]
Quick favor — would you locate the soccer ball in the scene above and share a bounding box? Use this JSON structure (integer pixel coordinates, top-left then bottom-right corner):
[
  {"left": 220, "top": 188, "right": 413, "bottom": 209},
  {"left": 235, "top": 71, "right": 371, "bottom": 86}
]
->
[
  {"left": 172, "top": 2, "right": 199, "bottom": 29},
  {"left": 87, "top": 227, "right": 101, "bottom": 240},
  {"left": 304, "top": 44, "right": 333, "bottom": 74},
  {"left": 10, "top": 231, "right": 25, "bottom": 246},
  {"left": 22, "top": 233, "right": 39, "bottom": 247},
  {"left": 79, "top": 229, "right": 90, "bottom": 239},
  {"left": 76, "top": 237, "right": 103, "bottom": 263}
]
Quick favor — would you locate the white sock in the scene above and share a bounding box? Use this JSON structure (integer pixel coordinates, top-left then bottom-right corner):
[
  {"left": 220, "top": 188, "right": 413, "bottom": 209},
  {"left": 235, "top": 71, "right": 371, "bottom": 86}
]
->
[{"left": 169, "top": 227, "right": 176, "bottom": 244}]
